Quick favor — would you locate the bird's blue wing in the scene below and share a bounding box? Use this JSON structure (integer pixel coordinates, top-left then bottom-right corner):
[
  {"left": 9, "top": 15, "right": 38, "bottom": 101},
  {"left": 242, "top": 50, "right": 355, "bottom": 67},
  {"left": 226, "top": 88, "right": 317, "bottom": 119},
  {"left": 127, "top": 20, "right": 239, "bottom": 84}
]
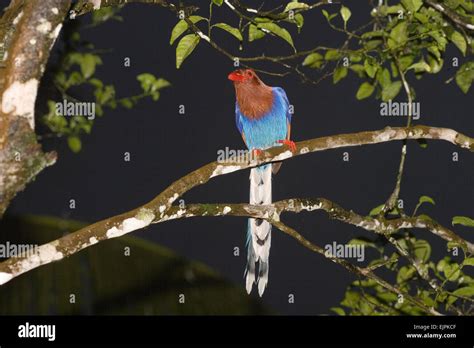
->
[
  {"left": 235, "top": 102, "right": 244, "bottom": 134},
  {"left": 273, "top": 87, "right": 292, "bottom": 124}
]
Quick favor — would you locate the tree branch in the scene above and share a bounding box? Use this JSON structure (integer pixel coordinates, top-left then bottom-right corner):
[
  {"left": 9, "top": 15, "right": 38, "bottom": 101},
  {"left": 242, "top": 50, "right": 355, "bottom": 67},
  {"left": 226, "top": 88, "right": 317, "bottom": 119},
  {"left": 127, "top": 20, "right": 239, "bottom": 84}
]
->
[
  {"left": 269, "top": 219, "right": 442, "bottom": 315},
  {"left": 2, "top": 196, "right": 458, "bottom": 315},
  {"left": 382, "top": 60, "right": 413, "bottom": 213},
  {"left": 1, "top": 193, "right": 472, "bottom": 287},
  {"left": 423, "top": 0, "right": 474, "bottom": 32},
  {"left": 0, "top": 0, "right": 71, "bottom": 216},
  {"left": 70, "top": 0, "right": 167, "bottom": 17}
]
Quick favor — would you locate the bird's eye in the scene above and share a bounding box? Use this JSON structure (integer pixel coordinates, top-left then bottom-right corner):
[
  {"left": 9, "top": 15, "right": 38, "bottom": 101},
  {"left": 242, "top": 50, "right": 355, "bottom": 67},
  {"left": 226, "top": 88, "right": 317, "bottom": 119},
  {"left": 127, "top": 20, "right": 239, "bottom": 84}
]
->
[{"left": 246, "top": 70, "right": 253, "bottom": 77}]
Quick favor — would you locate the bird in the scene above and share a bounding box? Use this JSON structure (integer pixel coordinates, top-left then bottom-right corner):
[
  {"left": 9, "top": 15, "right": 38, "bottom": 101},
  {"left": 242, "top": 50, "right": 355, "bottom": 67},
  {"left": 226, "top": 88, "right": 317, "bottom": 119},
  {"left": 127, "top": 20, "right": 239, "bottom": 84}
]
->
[{"left": 228, "top": 68, "right": 295, "bottom": 296}]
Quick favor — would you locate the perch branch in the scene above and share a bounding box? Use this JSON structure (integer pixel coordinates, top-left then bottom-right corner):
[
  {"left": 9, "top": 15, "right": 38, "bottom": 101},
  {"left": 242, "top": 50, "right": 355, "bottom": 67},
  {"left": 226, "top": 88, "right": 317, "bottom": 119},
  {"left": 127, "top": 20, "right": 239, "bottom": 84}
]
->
[{"left": 0, "top": 125, "right": 472, "bottom": 285}]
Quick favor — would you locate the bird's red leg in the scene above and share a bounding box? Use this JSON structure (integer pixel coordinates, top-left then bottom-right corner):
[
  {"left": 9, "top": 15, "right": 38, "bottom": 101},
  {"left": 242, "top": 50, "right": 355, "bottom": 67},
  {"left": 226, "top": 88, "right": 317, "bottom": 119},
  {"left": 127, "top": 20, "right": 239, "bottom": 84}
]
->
[
  {"left": 277, "top": 139, "right": 296, "bottom": 153},
  {"left": 251, "top": 148, "right": 263, "bottom": 158}
]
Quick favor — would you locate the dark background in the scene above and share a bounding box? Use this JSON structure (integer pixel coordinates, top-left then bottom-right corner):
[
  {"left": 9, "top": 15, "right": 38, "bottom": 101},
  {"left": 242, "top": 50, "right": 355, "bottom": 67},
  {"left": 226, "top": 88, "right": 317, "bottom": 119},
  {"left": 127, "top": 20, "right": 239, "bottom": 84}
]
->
[{"left": 5, "top": 0, "right": 474, "bottom": 314}]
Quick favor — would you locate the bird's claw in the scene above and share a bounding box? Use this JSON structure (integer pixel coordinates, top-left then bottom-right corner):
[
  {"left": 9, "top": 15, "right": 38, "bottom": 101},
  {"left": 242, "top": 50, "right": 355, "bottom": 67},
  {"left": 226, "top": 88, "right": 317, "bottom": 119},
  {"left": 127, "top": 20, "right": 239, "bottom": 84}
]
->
[{"left": 277, "top": 139, "right": 296, "bottom": 153}]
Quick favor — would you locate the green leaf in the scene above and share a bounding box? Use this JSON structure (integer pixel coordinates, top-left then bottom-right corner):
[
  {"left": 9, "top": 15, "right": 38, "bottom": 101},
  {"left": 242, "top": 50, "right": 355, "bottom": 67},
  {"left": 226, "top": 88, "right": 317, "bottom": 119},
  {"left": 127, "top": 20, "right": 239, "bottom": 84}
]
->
[
  {"left": 364, "top": 59, "right": 378, "bottom": 78},
  {"left": 324, "top": 49, "right": 341, "bottom": 61},
  {"left": 65, "top": 71, "right": 83, "bottom": 88},
  {"left": 429, "top": 30, "right": 448, "bottom": 51},
  {"left": 361, "top": 31, "right": 385, "bottom": 40},
  {"left": 302, "top": 52, "right": 324, "bottom": 68},
  {"left": 378, "top": 4, "right": 404, "bottom": 16},
  {"left": 340, "top": 6, "right": 351, "bottom": 27},
  {"left": 213, "top": 23, "right": 243, "bottom": 41},
  {"left": 350, "top": 64, "right": 365, "bottom": 77},
  {"left": 356, "top": 82, "right": 375, "bottom": 100},
  {"left": 176, "top": 34, "right": 200, "bottom": 69},
  {"left": 137, "top": 75, "right": 169, "bottom": 94},
  {"left": 119, "top": 99, "right": 134, "bottom": 109},
  {"left": 449, "top": 30, "right": 467, "bottom": 55},
  {"left": 401, "top": 0, "right": 423, "bottom": 12},
  {"left": 95, "top": 104, "right": 103, "bottom": 117},
  {"left": 381, "top": 81, "right": 402, "bottom": 101},
  {"left": 248, "top": 24, "right": 265, "bottom": 42},
  {"left": 170, "top": 21, "right": 187, "bottom": 45},
  {"left": 464, "top": 258, "right": 474, "bottom": 267},
  {"left": 448, "top": 286, "right": 474, "bottom": 305},
  {"left": 414, "top": 12, "right": 429, "bottom": 24},
  {"left": 419, "top": 195, "right": 435, "bottom": 206},
  {"left": 321, "top": 9, "right": 337, "bottom": 22},
  {"left": 88, "top": 78, "right": 103, "bottom": 89},
  {"left": 436, "top": 258, "right": 449, "bottom": 272},
  {"left": 349, "top": 52, "right": 363, "bottom": 63},
  {"left": 333, "top": 66, "right": 348, "bottom": 84},
  {"left": 137, "top": 73, "right": 156, "bottom": 92},
  {"left": 391, "top": 61, "right": 399, "bottom": 78},
  {"left": 398, "top": 55, "right": 415, "bottom": 72},
  {"left": 407, "top": 61, "right": 431, "bottom": 73},
  {"left": 413, "top": 240, "right": 431, "bottom": 263},
  {"left": 170, "top": 16, "right": 205, "bottom": 45},
  {"left": 452, "top": 216, "right": 474, "bottom": 228},
  {"left": 397, "top": 265, "right": 416, "bottom": 283},
  {"left": 285, "top": 1, "right": 309, "bottom": 11},
  {"left": 68, "top": 136, "right": 82, "bottom": 153},
  {"left": 420, "top": 290, "right": 436, "bottom": 307},
  {"left": 377, "top": 68, "right": 392, "bottom": 88},
  {"left": 80, "top": 54, "right": 102, "bottom": 79},
  {"left": 91, "top": 6, "right": 122, "bottom": 26},
  {"left": 212, "top": 0, "right": 223, "bottom": 6},
  {"left": 330, "top": 307, "right": 346, "bottom": 315},
  {"left": 459, "top": 0, "right": 473, "bottom": 11},
  {"left": 95, "top": 85, "right": 115, "bottom": 105},
  {"left": 388, "top": 21, "right": 408, "bottom": 49},
  {"left": 151, "top": 91, "right": 160, "bottom": 101},
  {"left": 369, "top": 204, "right": 385, "bottom": 216},
  {"left": 54, "top": 72, "right": 67, "bottom": 87},
  {"left": 257, "top": 22, "right": 294, "bottom": 48},
  {"left": 152, "top": 78, "right": 171, "bottom": 91},
  {"left": 455, "top": 61, "right": 474, "bottom": 94},
  {"left": 444, "top": 263, "right": 461, "bottom": 281},
  {"left": 377, "top": 291, "right": 398, "bottom": 302},
  {"left": 293, "top": 13, "right": 304, "bottom": 31},
  {"left": 418, "top": 214, "right": 433, "bottom": 221},
  {"left": 427, "top": 54, "right": 443, "bottom": 74},
  {"left": 447, "top": 241, "right": 463, "bottom": 252},
  {"left": 341, "top": 290, "right": 361, "bottom": 308},
  {"left": 348, "top": 238, "right": 376, "bottom": 248}
]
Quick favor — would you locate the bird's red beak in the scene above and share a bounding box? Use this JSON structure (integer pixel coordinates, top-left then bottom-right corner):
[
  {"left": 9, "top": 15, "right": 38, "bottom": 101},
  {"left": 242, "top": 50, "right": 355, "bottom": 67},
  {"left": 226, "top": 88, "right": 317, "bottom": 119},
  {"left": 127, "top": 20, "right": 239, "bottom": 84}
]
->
[{"left": 228, "top": 70, "right": 245, "bottom": 82}]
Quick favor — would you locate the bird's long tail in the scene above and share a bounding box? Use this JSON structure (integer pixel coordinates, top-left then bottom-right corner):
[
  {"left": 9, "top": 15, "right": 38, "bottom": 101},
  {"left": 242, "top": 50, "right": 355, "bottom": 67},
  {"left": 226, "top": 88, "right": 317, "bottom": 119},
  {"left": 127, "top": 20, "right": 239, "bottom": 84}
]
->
[{"left": 245, "top": 164, "right": 272, "bottom": 296}]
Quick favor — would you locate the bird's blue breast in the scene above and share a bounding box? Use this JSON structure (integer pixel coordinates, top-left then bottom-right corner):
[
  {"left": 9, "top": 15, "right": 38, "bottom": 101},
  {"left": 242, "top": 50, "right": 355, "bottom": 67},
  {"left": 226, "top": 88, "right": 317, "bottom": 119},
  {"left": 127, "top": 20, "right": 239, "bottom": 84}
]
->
[{"left": 236, "top": 87, "right": 290, "bottom": 150}]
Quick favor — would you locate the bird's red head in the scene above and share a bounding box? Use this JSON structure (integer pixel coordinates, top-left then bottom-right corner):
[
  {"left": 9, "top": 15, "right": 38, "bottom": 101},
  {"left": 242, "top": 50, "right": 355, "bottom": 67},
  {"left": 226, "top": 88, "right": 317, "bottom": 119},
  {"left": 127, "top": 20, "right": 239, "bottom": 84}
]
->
[{"left": 228, "top": 69, "right": 257, "bottom": 83}]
